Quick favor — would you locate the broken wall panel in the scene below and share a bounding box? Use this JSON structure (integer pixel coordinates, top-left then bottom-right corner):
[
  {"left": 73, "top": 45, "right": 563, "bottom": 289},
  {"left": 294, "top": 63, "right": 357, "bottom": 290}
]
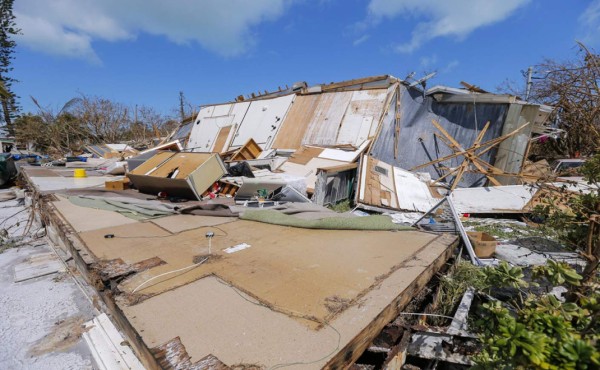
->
[
  {"left": 358, "top": 155, "right": 439, "bottom": 212},
  {"left": 187, "top": 102, "right": 250, "bottom": 152},
  {"left": 493, "top": 104, "right": 537, "bottom": 184},
  {"left": 313, "top": 163, "right": 358, "bottom": 206},
  {"left": 336, "top": 90, "right": 388, "bottom": 146},
  {"left": 271, "top": 94, "right": 321, "bottom": 149},
  {"left": 451, "top": 185, "right": 538, "bottom": 214},
  {"left": 301, "top": 89, "right": 389, "bottom": 148},
  {"left": 302, "top": 91, "right": 353, "bottom": 147},
  {"left": 230, "top": 94, "right": 295, "bottom": 149}
]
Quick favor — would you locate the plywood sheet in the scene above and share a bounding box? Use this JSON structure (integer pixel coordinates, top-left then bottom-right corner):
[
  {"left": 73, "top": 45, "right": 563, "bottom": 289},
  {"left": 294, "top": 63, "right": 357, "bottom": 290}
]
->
[
  {"left": 271, "top": 94, "right": 321, "bottom": 149},
  {"left": 287, "top": 146, "right": 325, "bottom": 165},
  {"left": 213, "top": 126, "right": 231, "bottom": 153},
  {"left": 121, "top": 233, "right": 455, "bottom": 368},
  {"left": 52, "top": 195, "right": 138, "bottom": 232},
  {"left": 79, "top": 219, "right": 439, "bottom": 324}
]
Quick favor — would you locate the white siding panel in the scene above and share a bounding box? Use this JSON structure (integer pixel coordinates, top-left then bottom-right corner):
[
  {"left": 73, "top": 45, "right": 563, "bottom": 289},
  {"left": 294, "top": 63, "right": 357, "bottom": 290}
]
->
[
  {"left": 211, "top": 103, "right": 232, "bottom": 117},
  {"left": 231, "top": 95, "right": 295, "bottom": 148},
  {"left": 186, "top": 106, "right": 216, "bottom": 151},
  {"left": 451, "top": 185, "right": 537, "bottom": 214},
  {"left": 302, "top": 92, "right": 353, "bottom": 146},
  {"left": 336, "top": 90, "right": 387, "bottom": 146},
  {"left": 393, "top": 167, "right": 438, "bottom": 212},
  {"left": 187, "top": 102, "right": 250, "bottom": 152}
]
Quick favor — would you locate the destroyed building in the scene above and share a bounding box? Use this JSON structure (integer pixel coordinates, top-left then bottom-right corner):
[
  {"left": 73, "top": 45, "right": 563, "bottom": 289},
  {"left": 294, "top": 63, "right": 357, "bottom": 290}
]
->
[
  {"left": 12, "top": 74, "right": 594, "bottom": 370},
  {"left": 178, "top": 75, "right": 554, "bottom": 212}
]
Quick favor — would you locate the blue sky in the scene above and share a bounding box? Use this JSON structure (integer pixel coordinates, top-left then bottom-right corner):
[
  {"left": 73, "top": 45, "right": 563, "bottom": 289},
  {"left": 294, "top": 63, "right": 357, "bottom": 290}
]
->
[{"left": 11, "top": 0, "right": 600, "bottom": 117}]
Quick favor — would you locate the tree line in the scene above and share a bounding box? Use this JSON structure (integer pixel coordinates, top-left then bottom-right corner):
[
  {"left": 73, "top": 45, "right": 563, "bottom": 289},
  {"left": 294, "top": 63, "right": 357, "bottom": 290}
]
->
[{"left": 14, "top": 95, "right": 183, "bottom": 156}]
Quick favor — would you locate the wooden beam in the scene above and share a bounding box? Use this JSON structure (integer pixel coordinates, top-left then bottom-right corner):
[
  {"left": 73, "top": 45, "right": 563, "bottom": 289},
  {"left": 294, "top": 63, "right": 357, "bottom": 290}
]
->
[
  {"left": 383, "top": 330, "right": 412, "bottom": 370},
  {"left": 411, "top": 121, "right": 530, "bottom": 172},
  {"left": 323, "top": 235, "right": 457, "bottom": 369}
]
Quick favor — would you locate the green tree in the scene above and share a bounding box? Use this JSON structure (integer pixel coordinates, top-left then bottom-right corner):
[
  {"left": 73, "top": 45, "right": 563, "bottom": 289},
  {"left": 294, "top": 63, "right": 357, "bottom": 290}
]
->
[{"left": 0, "top": 0, "right": 19, "bottom": 136}]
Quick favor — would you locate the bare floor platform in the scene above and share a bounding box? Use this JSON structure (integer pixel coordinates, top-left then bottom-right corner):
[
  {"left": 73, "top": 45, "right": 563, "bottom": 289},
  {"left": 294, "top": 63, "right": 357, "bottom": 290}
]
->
[{"left": 23, "top": 167, "right": 458, "bottom": 369}]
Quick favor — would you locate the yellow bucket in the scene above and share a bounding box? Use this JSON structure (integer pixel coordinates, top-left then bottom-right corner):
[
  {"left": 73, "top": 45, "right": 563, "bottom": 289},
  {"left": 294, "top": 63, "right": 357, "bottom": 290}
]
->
[{"left": 73, "top": 169, "right": 87, "bottom": 178}]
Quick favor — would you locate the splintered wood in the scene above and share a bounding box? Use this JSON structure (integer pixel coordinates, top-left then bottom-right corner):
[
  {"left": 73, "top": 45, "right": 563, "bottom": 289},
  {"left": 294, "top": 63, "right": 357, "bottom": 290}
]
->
[{"left": 150, "top": 337, "right": 228, "bottom": 370}]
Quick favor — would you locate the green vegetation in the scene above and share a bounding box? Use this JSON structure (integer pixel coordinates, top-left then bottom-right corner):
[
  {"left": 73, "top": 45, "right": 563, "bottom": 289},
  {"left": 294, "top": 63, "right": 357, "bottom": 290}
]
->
[
  {"left": 328, "top": 199, "right": 352, "bottom": 213},
  {"left": 533, "top": 154, "right": 600, "bottom": 250},
  {"left": 427, "top": 260, "right": 599, "bottom": 369}
]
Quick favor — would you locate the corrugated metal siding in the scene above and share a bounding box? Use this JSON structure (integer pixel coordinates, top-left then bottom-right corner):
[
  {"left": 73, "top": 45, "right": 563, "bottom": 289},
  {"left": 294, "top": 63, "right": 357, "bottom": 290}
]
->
[
  {"left": 231, "top": 94, "right": 295, "bottom": 149},
  {"left": 494, "top": 104, "right": 537, "bottom": 184},
  {"left": 370, "top": 85, "right": 510, "bottom": 187}
]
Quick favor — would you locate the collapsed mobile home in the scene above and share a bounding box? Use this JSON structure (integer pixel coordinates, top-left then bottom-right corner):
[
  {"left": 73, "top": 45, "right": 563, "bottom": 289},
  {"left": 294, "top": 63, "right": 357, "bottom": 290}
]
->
[{"left": 14, "top": 74, "right": 566, "bottom": 369}]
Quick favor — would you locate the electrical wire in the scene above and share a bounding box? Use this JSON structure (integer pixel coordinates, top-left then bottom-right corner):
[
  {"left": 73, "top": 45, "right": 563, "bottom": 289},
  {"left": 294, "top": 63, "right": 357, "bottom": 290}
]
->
[
  {"left": 214, "top": 278, "right": 342, "bottom": 370},
  {"left": 0, "top": 206, "right": 31, "bottom": 227},
  {"left": 107, "top": 225, "right": 229, "bottom": 239},
  {"left": 132, "top": 257, "right": 209, "bottom": 294}
]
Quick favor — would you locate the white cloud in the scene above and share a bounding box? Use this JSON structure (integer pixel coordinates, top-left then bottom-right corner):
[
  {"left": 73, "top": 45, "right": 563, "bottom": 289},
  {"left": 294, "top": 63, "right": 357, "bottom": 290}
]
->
[
  {"left": 419, "top": 54, "right": 437, "bottom": 69},
  {"left": 353, "top": 34, "right": 370, "bottom": 46},
  {"left": 441, "top": 60, "right": 459, "bottom": 74},
  {"left": 15, "top": 0, "right": 292, "bottom": 62},
  {"left": 579, "top": 0, "right": 600, "bottom": 45},
  {"left": 365, "top": 0, "right": 530, "bottom": 52}
]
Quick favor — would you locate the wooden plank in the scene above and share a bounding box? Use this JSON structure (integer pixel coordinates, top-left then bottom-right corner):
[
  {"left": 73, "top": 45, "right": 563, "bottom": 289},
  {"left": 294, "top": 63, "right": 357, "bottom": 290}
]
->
[
  {"left": 319, "top": 162, "right": 358, "bottom": 174},
  {"left": 271, "top": 94, "right": 321, "bottom": 149},
  {"left": 213, "top": 126, "right": 232, "bottom": 154},
  {"left": 150, "top": 337, "right": 228, "bottom": 370},
  {"left": 323, "top": 236, "right": 456, "bottom": 369},
  {"left": 321, "top": 75, "right": 390, "bottom": 91},
  {"left": 287, "top": 146, "right": 324, "bottom": 165},
  {"left": 411, "top": 121, "right": 531, "bottom": 171},
  {"left": 383, "top": 330, "right": 411, "bottom": 370}
]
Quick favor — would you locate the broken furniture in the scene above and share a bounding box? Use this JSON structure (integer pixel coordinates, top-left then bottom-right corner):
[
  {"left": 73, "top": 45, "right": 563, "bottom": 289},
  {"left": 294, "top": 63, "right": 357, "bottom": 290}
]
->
[{"left": 127, "top": 151, "right": 227, "bottom": 200}]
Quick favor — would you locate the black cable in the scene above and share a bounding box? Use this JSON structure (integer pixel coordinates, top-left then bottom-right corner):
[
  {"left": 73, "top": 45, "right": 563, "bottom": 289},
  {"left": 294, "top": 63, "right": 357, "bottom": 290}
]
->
[{"left": 104, "top": 224, "right": 229, "bottom": 239}]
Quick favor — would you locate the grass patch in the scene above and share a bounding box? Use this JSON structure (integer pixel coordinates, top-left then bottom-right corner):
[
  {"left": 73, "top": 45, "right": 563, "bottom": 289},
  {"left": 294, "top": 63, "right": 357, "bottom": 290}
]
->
[{"left": 328, "top": 199, "right": 352, "bottom": 213}]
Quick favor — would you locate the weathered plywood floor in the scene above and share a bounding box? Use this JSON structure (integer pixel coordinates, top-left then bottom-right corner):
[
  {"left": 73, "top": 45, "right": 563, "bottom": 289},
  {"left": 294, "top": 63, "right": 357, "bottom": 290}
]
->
[
  {"left": 77, "top": 217, "right": 439, "bottom": 324},
  {"left": 51, "top": 197, "right": 457, "bottom": 368},
  {"left": 124, "top": 234, "right": 455, "bottom": 368}
]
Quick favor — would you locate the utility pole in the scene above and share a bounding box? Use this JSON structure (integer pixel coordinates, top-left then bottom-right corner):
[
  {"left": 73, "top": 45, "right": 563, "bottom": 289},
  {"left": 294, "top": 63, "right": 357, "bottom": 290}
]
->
[
  {"left": 525, "top": 66, "right": 533, "bottom": 101},
  {"left": 179, "top": 91, "right": 185, "bottom": 122}
]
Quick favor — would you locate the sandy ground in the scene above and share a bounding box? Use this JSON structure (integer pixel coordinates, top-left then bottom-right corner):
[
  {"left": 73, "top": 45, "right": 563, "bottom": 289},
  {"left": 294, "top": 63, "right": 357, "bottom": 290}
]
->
[{"left": 0, "top": 192, "right": 97, "bottom": 369}]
